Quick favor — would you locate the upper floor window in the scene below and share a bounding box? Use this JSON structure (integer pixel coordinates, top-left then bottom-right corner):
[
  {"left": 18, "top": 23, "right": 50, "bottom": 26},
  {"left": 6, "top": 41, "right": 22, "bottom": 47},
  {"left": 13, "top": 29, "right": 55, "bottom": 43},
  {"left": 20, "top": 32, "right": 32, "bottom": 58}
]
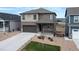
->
[
  {"left": 33, "top": 14, "right": 37, "bottom": 20},
  {"left": 50, "top": 15, "right": 53, "bottom": 20},
  {"left": 22, "top": 15, "right": 25, "bottom": 20},
  {"left": 74, "top": 16, "right": 79, "bottom": 23}
]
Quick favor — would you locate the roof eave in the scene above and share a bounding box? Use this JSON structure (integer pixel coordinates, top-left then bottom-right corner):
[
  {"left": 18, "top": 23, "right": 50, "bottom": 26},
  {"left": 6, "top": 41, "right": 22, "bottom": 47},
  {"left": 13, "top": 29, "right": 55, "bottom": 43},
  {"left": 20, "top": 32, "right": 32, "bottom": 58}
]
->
[{"left": 20, "top": 12, "right": 57, "bottom": 16}]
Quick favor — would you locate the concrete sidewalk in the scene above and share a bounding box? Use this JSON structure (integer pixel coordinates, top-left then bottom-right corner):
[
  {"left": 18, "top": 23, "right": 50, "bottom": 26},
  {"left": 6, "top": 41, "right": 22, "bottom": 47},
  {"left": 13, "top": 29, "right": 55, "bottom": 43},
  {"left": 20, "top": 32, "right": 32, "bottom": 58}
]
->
[{"left": 0, "top": 32, "right": 36, "bottom": 51}]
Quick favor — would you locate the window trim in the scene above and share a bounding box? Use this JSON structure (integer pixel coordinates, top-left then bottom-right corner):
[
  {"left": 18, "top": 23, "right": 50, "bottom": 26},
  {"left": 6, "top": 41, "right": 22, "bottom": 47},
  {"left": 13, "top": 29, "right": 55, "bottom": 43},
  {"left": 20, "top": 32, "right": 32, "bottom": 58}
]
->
[
  {"left": 33, "top": 14, "right": 37, "bottom": 20},
  {"left": 22, "top": 15, "right": 25, "bottom": 20},
  {"left": 50, "top": 14, "right": 53, "bottom": 20},
  {"left": 74, "top": 16, "right": 79, "bottom": 23},
  {"left": 74, "top": 29, "right": 78, "bottom": 32},
  {"left": 69, "top": 16, "right": 70, "bottom": 23},
  {"left": 0, "top": 22, "right": 3, "bottom": 28}
]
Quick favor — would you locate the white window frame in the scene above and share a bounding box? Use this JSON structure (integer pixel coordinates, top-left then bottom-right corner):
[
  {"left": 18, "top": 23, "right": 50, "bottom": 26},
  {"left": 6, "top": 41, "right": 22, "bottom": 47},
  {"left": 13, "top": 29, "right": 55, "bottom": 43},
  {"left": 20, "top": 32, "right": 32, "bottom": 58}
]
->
[
  {"left": 22, "top": 15, "right": 25, "bottom": 20},
  {"left": 74, "top": 16, "right": 79, "bottom": 23},
  {"left": 69, "top": 16, "right": 70, "bottom": 23},
  {"left": 50, "top": 14, "right": 53, "bottom": 20}
]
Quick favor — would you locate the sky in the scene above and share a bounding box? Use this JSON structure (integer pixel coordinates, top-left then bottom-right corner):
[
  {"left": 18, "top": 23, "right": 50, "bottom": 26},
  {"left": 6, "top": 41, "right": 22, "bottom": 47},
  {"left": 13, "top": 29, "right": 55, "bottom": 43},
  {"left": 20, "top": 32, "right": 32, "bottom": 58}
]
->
[{"left": 0, "top": 7, "right": 66, "bottom": 18}]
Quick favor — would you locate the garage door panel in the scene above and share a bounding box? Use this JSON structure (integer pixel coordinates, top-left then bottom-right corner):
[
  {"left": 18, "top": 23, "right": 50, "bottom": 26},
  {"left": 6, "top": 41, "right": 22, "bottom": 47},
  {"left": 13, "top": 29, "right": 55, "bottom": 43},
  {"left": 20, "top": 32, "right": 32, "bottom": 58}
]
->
[
  {"left": 72, "top": 29, "right": 79, "bottom": 40},
  {"left": 72, "top": 29, "right": 79, "bottom": 49},
  {"left": 23, "top": 25, "right": 37, "bottom": 32}
]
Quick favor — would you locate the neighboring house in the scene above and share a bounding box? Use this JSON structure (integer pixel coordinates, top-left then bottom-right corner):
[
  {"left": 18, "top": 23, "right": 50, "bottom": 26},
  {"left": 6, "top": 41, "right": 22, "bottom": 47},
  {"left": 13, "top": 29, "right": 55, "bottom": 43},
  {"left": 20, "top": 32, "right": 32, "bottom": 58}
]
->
[
  {"left": 20, "top": 8, "right": 57, "bottom": 34},
  {"left": 56, "top": 18, "right": 65, "bottom": 33},
  {"left": 0, "top": 12, "right": 21, "bottom": 32},
  {"left": 56, "top": 18, "right": 65, "bottom": 22},
  {"left": 65, "top": 7, "right": 79, "bottom": 39}
]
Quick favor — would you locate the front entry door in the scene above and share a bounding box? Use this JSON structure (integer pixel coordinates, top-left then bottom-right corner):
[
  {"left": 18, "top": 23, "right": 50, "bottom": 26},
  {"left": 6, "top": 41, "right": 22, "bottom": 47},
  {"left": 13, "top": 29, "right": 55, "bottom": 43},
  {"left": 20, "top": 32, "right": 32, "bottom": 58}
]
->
[{"left": 39, "top": 24, "right": 42, "bottom": 32}]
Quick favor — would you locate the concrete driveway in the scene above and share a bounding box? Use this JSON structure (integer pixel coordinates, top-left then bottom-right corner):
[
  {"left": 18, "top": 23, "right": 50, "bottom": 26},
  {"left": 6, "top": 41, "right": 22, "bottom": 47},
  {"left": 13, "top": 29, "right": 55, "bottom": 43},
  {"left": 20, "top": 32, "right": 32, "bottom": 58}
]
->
[
  {"left": 0, "top": 32, "right": 36, "bottom": 51},
  {"left": 73, "top": 39, "right": 79, "bottom": 49}
]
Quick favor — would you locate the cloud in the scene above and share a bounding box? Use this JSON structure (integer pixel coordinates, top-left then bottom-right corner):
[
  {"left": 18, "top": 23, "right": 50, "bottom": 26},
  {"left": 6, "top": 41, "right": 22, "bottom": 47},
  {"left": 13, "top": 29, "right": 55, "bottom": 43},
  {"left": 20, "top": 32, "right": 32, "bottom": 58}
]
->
[
  {"left": 0, "top": 7, "right": 20, "bottom": 11},
  {"left": 0, "top": 7, "right": 66, "bottom": 18},
  {"left": 0, "top": 7, "right": 15, "bottom": 10}
]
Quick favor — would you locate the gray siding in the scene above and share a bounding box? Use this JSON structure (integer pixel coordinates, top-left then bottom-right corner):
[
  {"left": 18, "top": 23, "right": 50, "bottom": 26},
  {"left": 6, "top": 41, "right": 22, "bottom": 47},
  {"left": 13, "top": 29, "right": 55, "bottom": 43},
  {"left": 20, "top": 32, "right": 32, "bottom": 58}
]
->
[
  {"left": 65, "top": 15, "right": 79, "bottom": 37},
  {"left": 65, "top": 16, "right": 69, "bottom": 36},
  {"left": 65, "top": 8, "right": 79, "bottom": 38},
  {"left": 70, "top": 15, "right": 79, "bottom": 25},
  {"left": 10, "top": 21, "right": 21, "bottom": 31},
  {"left": 66, "top": 7, "right": 79, "bottom": 16},
  {"left": 65, "top": 16, "right": 69, "bottom": 23}
]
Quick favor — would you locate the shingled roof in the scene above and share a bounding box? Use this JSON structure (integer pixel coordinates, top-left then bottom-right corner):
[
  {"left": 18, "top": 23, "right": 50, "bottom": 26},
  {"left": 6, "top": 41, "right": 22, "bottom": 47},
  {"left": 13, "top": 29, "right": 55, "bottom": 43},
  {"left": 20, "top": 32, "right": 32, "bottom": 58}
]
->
[
  {"left": 0, "top": 12, "right": 20, "bottom": 21},
  {"left": 20, "top": 8, "right": 57, "bottom": 16},
  {"left": 65, "top": 7, "right": 79, "bottom": 16}
]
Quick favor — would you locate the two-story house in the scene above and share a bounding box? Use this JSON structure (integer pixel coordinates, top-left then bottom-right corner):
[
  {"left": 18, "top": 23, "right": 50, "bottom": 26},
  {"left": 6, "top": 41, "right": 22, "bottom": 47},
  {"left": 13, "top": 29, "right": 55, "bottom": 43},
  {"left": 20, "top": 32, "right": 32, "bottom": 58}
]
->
[
  {"left": 65, "top": 7, "right": 79, "bottom": 39},
  {"left": 20, "top": 8, "right": 57, "bottom": 34}
]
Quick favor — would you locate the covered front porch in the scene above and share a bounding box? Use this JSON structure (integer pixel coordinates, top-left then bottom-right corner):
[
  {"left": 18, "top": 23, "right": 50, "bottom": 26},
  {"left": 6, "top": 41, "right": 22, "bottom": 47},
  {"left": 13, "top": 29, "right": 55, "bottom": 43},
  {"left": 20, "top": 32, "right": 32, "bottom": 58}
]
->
[
  {"left": 37, "top": 23, "right": 55, "bottom": 34},
  {"left": 0, "top": 20, "right": 10, "bottom": 32}
]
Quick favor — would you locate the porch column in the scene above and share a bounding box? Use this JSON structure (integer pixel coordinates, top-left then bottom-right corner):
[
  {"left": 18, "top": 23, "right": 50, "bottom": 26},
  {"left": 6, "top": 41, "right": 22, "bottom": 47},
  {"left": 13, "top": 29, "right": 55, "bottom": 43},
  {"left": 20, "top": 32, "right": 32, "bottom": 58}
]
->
[
  {"left": 37, "top": 14, "right": 39, "bottom": 20},
  {"left": 37, "top": 24, "right": 39, "bottom": 32},
  {"left": 21, "top": 25, "right": 23, "bottom": 32},
  {"left": 3, "top": 20, "right": 5, "bottom": 32},
  {"left": 42, "top": 24, "right": 44, "bottom": 33},
  {"left": 53, "top": 24, "right": 55, "bottom": 35},
  {"left": 69, "top": 26, "right": 71, "bottom": 39}
]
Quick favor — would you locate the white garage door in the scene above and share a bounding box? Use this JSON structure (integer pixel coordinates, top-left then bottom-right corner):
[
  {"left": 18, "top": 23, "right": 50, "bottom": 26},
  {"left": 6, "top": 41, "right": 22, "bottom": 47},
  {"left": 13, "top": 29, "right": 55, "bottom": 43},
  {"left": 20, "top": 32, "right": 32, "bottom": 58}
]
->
[
  {"left": 72, "top": 29, "right": 79, "bottom": 49},
  {"left": 72, "top": 29, "right": 79, "bottom": 39}
]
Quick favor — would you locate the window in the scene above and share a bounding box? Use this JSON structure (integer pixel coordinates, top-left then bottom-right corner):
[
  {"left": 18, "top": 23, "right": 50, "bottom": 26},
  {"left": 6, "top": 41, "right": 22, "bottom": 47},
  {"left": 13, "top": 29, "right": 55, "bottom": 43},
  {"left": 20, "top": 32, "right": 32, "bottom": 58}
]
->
[
  {"left": 74, "top": 30, "right": 78, "bottom": 32},
  {"left": 5, "top": 21, "right": 9, "bottom": 27},
  {"left": 33, "top": 14, "right": 37, "bottom": 20},
  {"left": 0, "top": 22, "right": 3, "bottom": 28},
  {"left": 74, "top": 16, "right": 79, "bottom": 23},
  {"left": 22, "top": 15, "right": 25, "bottom": 20},
  {"left": 50, "top": 15, "right": 53, "bottom": 20}
]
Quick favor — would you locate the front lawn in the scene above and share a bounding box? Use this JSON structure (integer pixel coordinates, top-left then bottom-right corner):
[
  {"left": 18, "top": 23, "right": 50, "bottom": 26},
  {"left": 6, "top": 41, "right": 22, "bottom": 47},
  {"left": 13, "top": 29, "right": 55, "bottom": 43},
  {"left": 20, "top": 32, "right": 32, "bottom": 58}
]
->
[{"left": 22, "top": 41, "right": 61, "bottom": 51}]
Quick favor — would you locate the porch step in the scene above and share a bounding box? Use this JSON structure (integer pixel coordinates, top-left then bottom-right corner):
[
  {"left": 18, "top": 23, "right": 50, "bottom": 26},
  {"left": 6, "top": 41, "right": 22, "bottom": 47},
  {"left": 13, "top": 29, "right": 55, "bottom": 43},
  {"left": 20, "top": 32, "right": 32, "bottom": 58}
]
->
[
  {"left": 37, "top": 32, "right": 53, "bottom": 38},
  {"left": 64, "top": 37, "right": 72, "bottom": 40}
]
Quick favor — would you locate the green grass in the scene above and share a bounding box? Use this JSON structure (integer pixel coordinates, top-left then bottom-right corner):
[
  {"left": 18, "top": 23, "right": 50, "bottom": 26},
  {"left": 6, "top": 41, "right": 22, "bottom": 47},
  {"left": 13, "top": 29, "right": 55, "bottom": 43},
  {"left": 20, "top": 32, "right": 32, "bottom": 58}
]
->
[{"left": 22, "top": 41, "right": 61, "bottom": 51}]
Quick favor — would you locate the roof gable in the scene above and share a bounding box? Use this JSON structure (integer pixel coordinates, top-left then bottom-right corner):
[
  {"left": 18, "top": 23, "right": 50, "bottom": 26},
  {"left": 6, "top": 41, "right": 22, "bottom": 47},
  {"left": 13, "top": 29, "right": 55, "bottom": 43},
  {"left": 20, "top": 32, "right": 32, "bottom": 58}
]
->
[
  {"left": 65, "top": 7, "right": 79, "bottom": 16},
  {"left": 20, "top": 8, "right": 57, "bottom": 16}
]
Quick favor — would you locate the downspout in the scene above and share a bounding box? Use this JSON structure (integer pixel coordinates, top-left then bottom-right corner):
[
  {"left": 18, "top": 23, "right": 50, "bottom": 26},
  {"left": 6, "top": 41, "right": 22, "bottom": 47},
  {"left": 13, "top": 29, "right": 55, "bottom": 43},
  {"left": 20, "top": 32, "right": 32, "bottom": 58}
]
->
[
  {"left": 9, "top": 21, "right": 10, "bottom": 32},
  {"left": 3, "top": 20, "right": 5, "bottom": 32}
]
